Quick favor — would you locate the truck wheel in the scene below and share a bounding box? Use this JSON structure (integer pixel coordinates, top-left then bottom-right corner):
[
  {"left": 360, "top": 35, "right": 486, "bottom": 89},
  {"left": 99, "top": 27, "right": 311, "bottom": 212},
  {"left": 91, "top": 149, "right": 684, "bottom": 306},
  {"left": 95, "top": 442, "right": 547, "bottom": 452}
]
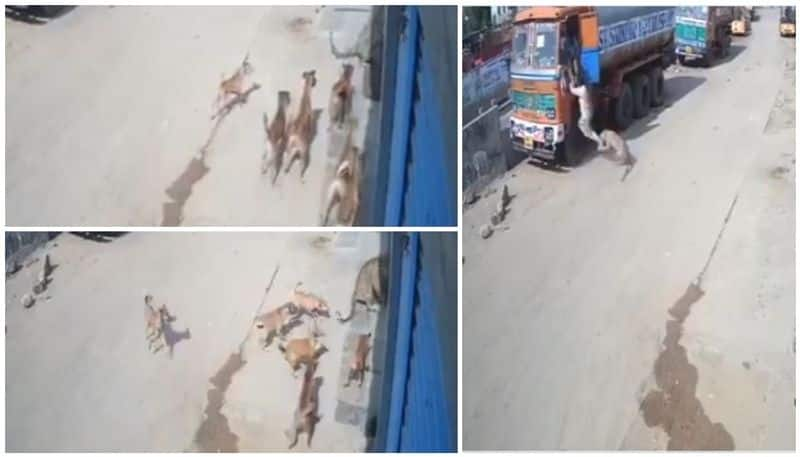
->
[
  {"left": 631, "top": 74, "right": 650, "bottom": 119},
  {"left": 558, "top": 130, "right": 583, "bottom": 167},
  {"left": 613, "top": 82, "right": 634, "bottom": 130},
  {"left": 649, "top": 67, "right": 665, "bottom": 107}
]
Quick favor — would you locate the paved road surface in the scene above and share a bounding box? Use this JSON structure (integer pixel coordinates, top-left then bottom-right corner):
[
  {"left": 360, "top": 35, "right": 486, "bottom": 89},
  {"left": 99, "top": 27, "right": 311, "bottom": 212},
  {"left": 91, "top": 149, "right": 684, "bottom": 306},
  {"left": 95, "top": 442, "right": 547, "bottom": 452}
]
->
[
  {"left": 6, "top": 232, "right": 380, "bottom": 451},
  {"left": 6, "top": 6, "right": 372, "bottom": 226},
  {"left": 463, "top": 8, "right": 794, "bottom": 450}
]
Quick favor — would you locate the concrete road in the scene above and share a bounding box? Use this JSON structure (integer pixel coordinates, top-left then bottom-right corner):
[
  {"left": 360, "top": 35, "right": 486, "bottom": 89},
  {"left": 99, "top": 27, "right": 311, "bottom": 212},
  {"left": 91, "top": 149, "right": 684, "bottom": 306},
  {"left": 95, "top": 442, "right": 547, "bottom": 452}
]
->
[
  {"left": 6, "top": 232, "right": 381, "bottom": 451},
  {"left": 5, "top": 6, "right": 372, "bottom": 226},
  {"left": 463, "top": 8, "right": 795, "bottom": 450}
]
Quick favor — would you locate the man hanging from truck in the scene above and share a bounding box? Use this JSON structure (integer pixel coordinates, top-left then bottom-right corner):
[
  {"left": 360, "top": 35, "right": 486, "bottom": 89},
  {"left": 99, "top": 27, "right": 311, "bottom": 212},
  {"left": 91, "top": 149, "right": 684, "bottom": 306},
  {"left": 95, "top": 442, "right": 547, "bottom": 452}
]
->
[{"left": 566, "top": 64, "right": 601, "bottom": 146}]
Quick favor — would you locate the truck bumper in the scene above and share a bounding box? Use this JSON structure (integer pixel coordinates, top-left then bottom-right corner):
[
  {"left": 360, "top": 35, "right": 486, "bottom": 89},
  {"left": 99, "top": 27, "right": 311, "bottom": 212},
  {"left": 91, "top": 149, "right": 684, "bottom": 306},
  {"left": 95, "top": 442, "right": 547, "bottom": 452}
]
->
[
  {"left": 509, "top": 117, "right": 564, "bottom": 161},
  {"left": 675, "top": 44, "right": 708, "bottom": 58}
]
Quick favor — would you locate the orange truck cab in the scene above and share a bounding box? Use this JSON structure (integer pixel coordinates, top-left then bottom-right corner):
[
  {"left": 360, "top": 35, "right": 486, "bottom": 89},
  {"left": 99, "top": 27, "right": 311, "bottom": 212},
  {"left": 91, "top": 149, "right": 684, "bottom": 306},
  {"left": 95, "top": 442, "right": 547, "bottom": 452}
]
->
[{"left": 509, "top": 6, "right": 675, "bottom": 165}]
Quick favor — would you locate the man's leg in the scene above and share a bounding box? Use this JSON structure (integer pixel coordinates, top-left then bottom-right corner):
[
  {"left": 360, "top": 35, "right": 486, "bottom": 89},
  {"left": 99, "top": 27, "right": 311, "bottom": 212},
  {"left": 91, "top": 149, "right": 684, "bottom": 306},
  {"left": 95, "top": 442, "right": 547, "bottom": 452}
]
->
[{"left": 578, "top": 114, "right": 601, "bottom": 145}]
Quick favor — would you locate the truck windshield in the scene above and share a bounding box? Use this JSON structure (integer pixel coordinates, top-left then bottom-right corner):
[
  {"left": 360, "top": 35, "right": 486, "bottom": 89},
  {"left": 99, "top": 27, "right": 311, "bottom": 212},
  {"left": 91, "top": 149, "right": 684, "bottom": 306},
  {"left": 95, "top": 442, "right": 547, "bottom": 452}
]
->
[
  {"left": 782, "top": 7, "right": 795, "bottom": 22},
  {"left": 676, "top": 6, "right": 709, "bottom": 21},
  {"left": 511, "top": 22, "right": 558, "bottom": 72}
]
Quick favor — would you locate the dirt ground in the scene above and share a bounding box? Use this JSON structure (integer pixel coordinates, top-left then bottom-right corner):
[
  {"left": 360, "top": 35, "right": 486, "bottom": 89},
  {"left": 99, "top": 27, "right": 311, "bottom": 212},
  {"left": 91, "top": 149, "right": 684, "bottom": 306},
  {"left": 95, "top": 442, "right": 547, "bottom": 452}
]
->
[
  {"left": 463, "top": 8, "right": 795, "bottom": 450},
  {"left": 5, "top": 6, "right": 372, "bottom": 226},
  {"left": 5, "top": 232, "right": 381, "bottom": 451}
]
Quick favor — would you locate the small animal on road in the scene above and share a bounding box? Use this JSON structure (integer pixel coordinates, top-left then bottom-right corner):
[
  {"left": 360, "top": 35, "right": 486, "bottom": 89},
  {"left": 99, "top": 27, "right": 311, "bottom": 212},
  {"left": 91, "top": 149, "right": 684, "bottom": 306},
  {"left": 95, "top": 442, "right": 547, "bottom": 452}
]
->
[
  {"left": 262, "top": 91, "right": 291, "bottom": 184},
  {"left": 213, "top": 54, "right": 254, "bottom": 116},
  {"left": 253, "top": 302, "right": 300, "bottom": 349},
  {"left": 278, "top": 337, "right": 327, "bottom": 377},
  {"left": 285, "top": 70, "right": 318, "bottom": 179},
  {"left": 344, "top": 333, "right": 371, "bottom": 388},
  {"left": 285, "top": 363, "right": 321, "bottom": 449}
]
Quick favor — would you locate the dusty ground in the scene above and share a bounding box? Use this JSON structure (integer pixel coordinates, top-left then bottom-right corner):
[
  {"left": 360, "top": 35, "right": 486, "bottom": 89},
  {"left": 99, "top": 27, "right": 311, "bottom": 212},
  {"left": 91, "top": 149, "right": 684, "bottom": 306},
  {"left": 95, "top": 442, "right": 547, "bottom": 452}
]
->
[
  {"left": 5, "top": 232, "right": 381, "bottom": 451},
  {"left": 463, "top": 8, "right": 795, "bottom": 450},
  {"left": 5, "top": 6, "right": 372, "bottom": 226}
]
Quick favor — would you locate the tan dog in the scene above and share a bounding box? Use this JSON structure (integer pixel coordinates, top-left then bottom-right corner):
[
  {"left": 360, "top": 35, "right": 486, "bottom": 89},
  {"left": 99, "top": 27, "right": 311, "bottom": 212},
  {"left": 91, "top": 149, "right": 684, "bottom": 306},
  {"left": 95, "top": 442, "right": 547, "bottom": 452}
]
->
[
  {"left": 289, "top": 283, "right": 330, "bottom": 317},
  {"left": 253, "top": 302, "right": 299, "bottom": 349},
  {"left": 336, "top": 256, "right": 384, "bottom": 322},
  {"left": 285, "top": 70, "right": 317, "bottom": 178},
  {"left": 285, "top": 363, "right": 321, "bottom": 449},
  {"left": 345, "top": 333, "right": 371, "bottom": 387},
  {"left": 213, "top": 54, "right": 254, "bottom": 115},
  {"left": 262, "top": 91, "right": 291, "bottom": 184},
  {"left": 322, "top": 127, "right": 360, "bottom": 226},
  {"left": 329, "top": 63, "right": 354, "bottom": 130},
  {"left": 144, "top": 294, "right": 174, "bottom": 353},
  {"left": 278, "top": 337, "right": 327, "bottom": 377}
]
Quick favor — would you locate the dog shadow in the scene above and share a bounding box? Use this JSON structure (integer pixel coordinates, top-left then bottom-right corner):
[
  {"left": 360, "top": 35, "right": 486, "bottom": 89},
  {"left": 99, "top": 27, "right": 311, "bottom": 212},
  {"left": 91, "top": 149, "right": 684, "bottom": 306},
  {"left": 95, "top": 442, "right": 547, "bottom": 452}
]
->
[{"left": 163, "top": 319, "right": 191, "bottom": 359}]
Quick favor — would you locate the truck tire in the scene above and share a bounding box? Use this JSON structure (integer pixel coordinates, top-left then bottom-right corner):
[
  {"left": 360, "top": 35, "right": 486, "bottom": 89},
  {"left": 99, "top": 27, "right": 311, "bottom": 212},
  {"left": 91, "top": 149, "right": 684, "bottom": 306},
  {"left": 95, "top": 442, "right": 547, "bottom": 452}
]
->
[
  {"left": 558, "top": 128, "right": 583, "bottom": 167},
  {"left": 631, "top": 74, "right": 650, "bottom": 119},
  {"left": 613, "top": 82, "right": 634, "bottom": 130},
  {"left": 649, "top": 67, "right": 665, "bottom": 107}
]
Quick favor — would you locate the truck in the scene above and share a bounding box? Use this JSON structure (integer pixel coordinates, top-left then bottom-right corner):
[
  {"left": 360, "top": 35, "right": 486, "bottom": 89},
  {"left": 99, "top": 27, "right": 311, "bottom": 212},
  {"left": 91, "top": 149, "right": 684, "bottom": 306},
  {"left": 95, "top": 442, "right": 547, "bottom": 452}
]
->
[
  {"left": 675, "top": 6, "right": 734, "bottom": 67},
  {"left": 508, "top": 6, "right": 675, "bottom": 165},
  {"left": 780, "top": 6, "right": 795, "bottom": 37},
  {"left": 731, "top": 7, "right": 752, "bottom": 36}
]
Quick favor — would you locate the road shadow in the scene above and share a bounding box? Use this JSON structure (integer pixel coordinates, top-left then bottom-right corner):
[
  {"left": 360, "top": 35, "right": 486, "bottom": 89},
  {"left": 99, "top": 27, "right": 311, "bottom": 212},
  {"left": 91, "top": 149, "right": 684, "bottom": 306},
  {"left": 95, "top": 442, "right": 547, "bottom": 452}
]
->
[
  {"left": 5, "top": 7, "right": 47, "bottom": 25},
  {"left": 525, "top": 157, "right": 571, "bottom": 173},
  {"left": 5, "top": 6, "right": 74, "bottom": 24},
  {"left": 163, "top": 318, "right": 191, "bottom": 359},
  {"left": 70, "top": 232, "right": 127, "bottom": 243}
]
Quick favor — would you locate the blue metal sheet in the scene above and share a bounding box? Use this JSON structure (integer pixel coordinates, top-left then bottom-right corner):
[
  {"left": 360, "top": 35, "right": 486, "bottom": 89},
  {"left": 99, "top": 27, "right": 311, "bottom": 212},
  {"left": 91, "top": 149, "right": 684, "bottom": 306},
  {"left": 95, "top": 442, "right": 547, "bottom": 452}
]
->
[{"left": 383, "top": 6, "right": 457, "bottom": 227}]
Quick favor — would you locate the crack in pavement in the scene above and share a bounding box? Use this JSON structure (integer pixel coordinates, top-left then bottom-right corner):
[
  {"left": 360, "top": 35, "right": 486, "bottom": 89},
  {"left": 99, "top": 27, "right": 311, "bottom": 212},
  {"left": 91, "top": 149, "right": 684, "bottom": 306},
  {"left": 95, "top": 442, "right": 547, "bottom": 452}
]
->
[{"left": 191, "top": 265, "right": 280, "bottom": 451}]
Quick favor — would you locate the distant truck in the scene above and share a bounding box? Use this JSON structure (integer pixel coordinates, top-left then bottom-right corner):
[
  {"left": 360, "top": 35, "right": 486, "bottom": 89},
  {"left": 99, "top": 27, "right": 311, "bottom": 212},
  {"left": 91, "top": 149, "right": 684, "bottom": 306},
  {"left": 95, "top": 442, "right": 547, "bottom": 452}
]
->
[
  {"left": 675, "top": 6, "right": 734, "bottom": 67},
  {"left": 780, "top": 7, "right": 795, "bottom": 37},
  {"left": 731, "top": 7, "right": 752, "bottom": 36},
  {"left": 508, "top": 6, "right": 675, "bottom": 165}
]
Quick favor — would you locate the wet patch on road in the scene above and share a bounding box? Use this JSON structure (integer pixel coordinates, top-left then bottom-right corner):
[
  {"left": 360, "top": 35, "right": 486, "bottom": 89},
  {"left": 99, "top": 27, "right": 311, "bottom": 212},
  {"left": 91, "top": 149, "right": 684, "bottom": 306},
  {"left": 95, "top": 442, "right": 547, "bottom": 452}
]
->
[
  {"left": 640, "top": 283, "right": 735, "bottom": 450},
  {"left": 192, "top": 352, "right": 246, "bottom": 451},
  {"left": 161, "top": 157, "right": 210, "bottom": 226}
]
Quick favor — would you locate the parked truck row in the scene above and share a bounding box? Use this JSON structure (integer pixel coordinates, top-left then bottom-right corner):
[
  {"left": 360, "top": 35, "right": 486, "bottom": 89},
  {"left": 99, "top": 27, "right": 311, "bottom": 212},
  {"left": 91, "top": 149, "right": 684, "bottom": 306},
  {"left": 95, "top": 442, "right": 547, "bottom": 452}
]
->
[{"left": 507, "top": 6, "right": 786, "bottom": 166}]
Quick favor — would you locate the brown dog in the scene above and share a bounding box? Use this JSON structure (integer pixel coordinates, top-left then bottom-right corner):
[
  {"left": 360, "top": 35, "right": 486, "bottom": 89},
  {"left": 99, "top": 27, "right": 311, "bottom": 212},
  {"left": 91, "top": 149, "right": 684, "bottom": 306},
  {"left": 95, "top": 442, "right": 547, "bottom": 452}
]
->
[
  {"left": 144, "top": 294, "right": 174, "bottom": 353},
  {"left": 322, "top": 127, "right": 360, "bottom": 226},
  {"left": 278, "top": 337, "right": 327, "bottom": 377},
  {"left": 262, "top": 91, "right": 291, "bottom": 184},
  {"left": 213, "top": 54, "right": 254, "bottom": 115},
  {"left": 345, "top": 333, "right": 371, "bottom": 387},
  {"left": 329, "top": 63, "right": 354, "bottom": 130},
  {"left": 253, "top": 302, "right": 299, "bottom": 349},
  {"left": 284, "top": 70, "right": 317, "bottom": 178},
  {"left": 288, "top": 283, "right": 330, "bottom": 317},
  {"left": 285, "top": 363, "right": 321, "bottom": 449}
]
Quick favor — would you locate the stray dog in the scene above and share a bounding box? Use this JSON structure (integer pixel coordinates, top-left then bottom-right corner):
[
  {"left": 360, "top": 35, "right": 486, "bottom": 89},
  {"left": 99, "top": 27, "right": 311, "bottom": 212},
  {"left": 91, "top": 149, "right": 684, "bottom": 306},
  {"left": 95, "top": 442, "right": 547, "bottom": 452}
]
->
[
  {"left": 329, "top": 63, "right": 354, "bottom": 130},
  {"left": 213, "top": 54, "right": 254, "bottom": 116},
  {"left": 344, "top": 333, "right": 371, "bottom": 387},
  {"left": 322, "top": 127, "right": 360, "bottom": 226},
  {"left": 144, "top": 294, "right": 174, "bottom": 353},
  {"left": 278, "top": 337, "right": 327, "bottom": 377},
  {"left": 285, "top": 363, "right": 321, "bottom": 449},
  {"left": 262, "top": 91, "right": 291, "bottom": 184},
  {"left": 285, "top": 70, "right": 317, "bottom": 179},
  {"left": 253, "top": 302, "right": 299, "bottom": 349},
  {"left": 288, "top": 283, "right": 330, "bottom": 317}
]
